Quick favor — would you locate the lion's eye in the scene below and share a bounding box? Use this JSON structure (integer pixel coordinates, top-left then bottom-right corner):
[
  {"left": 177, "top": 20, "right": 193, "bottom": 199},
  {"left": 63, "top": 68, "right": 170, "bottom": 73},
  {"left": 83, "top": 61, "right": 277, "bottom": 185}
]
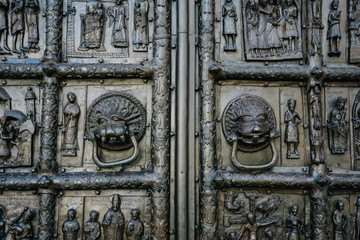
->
[
  {"left": 111, "top": 116, "right": 121, "bottom": 122},
  {"left": 98, "top": 118, "right": 107, "bottom": 125}
]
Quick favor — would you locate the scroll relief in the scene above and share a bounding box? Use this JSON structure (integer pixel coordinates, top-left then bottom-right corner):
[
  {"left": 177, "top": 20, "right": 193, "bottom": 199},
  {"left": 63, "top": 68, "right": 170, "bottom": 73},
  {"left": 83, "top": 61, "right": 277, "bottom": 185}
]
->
[
  {"left": 62, "top": 195, "right": 144, "bottom": 240},
  {"left": 222, "top": 94, "right": 280, "bottom": 170},
  {"left": 0, "top": 87, "right": 35, "bottom": 168},
  {"left": 0, "top": 0, "right": 40, "bottom": 58},
  {"left": 85, "top": 92, "right": 146, "bottom": 168},
  {"left": 66, "top": 0, "right": 150, "bottom": 58},
  {"left": 242, "top": 0, "right": 302, "bottom": 60}
]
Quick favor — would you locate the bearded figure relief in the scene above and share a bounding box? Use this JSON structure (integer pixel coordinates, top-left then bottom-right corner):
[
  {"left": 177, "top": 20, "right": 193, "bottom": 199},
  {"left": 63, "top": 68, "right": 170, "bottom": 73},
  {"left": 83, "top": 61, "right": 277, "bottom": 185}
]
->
[
  {"left": 85, "top": 92, "right": 146, "bottom": 167},
  {"left": 222, "top": 94, "right": 280, "bottom": 170}
]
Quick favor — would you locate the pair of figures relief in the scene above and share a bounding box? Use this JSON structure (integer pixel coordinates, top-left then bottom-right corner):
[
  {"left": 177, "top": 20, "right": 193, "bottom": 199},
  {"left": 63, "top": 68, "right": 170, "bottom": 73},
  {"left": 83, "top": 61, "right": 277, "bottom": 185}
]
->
[
  {"left": 241, "top": 0, "right": 302, "bottom": 60},
  {"left": 0, "top": 0, "right": 40, "bottom": 57},
  {"left": 62, "top": 194, "right": 144, "bottom": 240},
  {"left": 4, "top": 207, "right": 34, "bottom": 240},
  {"left": 78, "top": 0, "right": 149, "bottom": 52}
]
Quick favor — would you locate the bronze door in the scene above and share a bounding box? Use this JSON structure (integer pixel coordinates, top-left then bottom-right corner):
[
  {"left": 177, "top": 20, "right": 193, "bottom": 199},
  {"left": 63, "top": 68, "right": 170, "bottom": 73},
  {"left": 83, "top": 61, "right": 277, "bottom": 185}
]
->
[{"left": 0, "top": 0, "right": 359, "bottom": 239}]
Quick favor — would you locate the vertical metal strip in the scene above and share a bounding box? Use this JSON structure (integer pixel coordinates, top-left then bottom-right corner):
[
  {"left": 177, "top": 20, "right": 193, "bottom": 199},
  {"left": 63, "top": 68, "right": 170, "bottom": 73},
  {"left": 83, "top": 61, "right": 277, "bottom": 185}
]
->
[
  {"left": 152, "top": 0, "right": 171, "bottom": 239},
  {"left": 176, "top": 0, "right": 189, "bottom": 237},
  {"left": 199, "top": 0, "right": 218, "bottom": 238}
]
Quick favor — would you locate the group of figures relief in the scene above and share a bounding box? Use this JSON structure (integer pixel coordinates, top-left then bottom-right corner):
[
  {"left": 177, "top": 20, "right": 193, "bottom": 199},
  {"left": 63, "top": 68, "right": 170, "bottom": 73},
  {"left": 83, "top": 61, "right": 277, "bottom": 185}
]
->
[
  {"left": 222, "top": 0, "right": 302, "bottom": 60},
  {"left": 0, "top": 0, "right": 40, "bottom": 58},
  {"left": 78, "top": 0, "right": 149, "bottom": 52},
  {"left": 0, "top": 87, "right": 35, "bottom": 168},
  {"left": 223, "top": 191, "right": 351, "bottom": 240},
  {"left": 62, "top": 194, "right": 144, "bottom": 240}
]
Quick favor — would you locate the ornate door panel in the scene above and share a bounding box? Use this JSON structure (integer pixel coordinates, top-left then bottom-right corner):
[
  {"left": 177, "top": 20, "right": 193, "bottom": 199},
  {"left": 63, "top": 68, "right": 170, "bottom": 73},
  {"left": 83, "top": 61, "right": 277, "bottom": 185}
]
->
[{"left": 198, "top": 0, "right": 360, "bottom": 239}]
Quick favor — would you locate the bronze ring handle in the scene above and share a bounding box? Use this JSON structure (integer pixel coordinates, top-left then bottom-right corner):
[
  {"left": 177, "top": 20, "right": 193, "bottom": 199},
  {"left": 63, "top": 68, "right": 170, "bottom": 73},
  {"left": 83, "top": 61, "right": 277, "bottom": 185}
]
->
[{"left": 231, "top": 131, "right": 279, "bottom": 170}]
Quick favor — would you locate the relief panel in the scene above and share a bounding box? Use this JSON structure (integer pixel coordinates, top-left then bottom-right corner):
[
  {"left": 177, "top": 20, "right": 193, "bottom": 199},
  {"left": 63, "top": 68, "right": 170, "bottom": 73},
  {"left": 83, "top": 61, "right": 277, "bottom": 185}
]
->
[
  {"left": 57, "top": 190, "right": 151, "bottom": 240},
  {"left": 348, "top": 0, "right": 360, "bottom": 63}
]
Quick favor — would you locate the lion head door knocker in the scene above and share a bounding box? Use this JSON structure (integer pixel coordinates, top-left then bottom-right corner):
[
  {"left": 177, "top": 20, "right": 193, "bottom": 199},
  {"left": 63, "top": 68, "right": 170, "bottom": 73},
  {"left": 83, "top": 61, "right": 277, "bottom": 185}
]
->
[
  {"left": 85, "top": 92, "right": 146, "bottom": 168},
  {"left": 222, "top": 94, "right": 280, "bottom": 170}
]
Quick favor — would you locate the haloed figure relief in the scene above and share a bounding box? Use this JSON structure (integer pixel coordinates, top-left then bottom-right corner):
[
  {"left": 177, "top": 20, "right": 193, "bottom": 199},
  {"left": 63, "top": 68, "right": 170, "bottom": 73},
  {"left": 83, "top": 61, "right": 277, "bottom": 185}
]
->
[
  {"left": 133, "top": 0, "right": 148, "bottom": 51},
  {"left": 62, "top": 92, "right": 80, "bottom": 157},
  {"left": 284, "top": 99, "right": 301, "bottom": 159},
  {"left": 103, "top": 194, "right": 125, "bottom": 240},
  {"left": 62, "top": 209, "right": 80, "bottom": 240},
  {"left": 126, "top": 209, "right": 144, "bottom": 240},
  {"left": 0, "top": 0, "right": 10, "bottom": 54},
  {"left": 327, "top": 0, "right": 341, "bottom": 57},
  {"left": 332, "top": 200, "right": 347, "bottom": 240},
  {"left": 79, "top": 0, "right": 106, "bottom": 51},
  {"left": 107, "top": 0, "right": 128, "bottom": 48},
  {"left": 25, "top": 0, "right": 40, "bottom": 52},
  {"left": 222, "top": 0, "right": 237, "bottom": 51},
  {"left": 84, "top": 210, "right": 101, "bottom": 240},
  {"left": 286, "top": 204, "right": 303, "bottom": 240},
  {"left": 327, "top": 97, "right": 349, "bottom": 154}
]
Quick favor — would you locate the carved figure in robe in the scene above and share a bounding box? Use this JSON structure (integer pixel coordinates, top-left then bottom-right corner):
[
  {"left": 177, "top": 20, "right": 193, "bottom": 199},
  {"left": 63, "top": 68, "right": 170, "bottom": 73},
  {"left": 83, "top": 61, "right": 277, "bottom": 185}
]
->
[
  {"left": 286, "top": 204, "right": 302, "bottom": 240},
  {"left": 275, "top": 0, "right": 286, "bottom": 53},
  {"left": 79, "top": 0, "right": 106, "bottom": 51},
  {"left": 0, "top": 117, "right": 15, "bottom": 160},
  {"left": 25, "top": 0, "right": 39, "bottom": 51},
  {"left": 222, "top": 0, "right": 237, "bottom": 51},
  {"left": 283, "top": 0, "right": 298, "bottom": 53},
  {"left": 327, "top": 97, "right": 349, "bottom": 154},
  {"left": 332, "top": 200, "right": 347, "bottom": 240},
  {"left": 238, "top": 212, "right": 277, "bottom": 240},
  {"left": 84, "top": 210, "right": 101, "bottom": 240},
  {"left": 133, "top": 0, "right": 148, "bottom": 51},
  {"left": 245, "top": 0, "right": 258, "bottom": 57},
  {"left": 62, "top": 92, "right": 80, "bottom": 157},
  {"left": 327, "top": 0, "right": 341, "bottom": 57},
  {"left": 6, "top": 209, "right": 33, "bottom": 240},
  {"left": 126, "top": 209, "right": 144, "bottom": 240},
  {"left": 103, "top": 194, "right": 125, "bottom": 240},
  {"left": 265, "top": 0, "right": 282, "bottom": 56},
  {"left": 10, "top": 0, "right": 26, "bottom": 54},
  {"left": 62, "top": 209, "right": 80, "bottom": 240},
  {"left": 107, "top": 0, "right": 128, "bottom": 47},
  {"left": 284, "top": 99, "right": 301, "bottom": 159},
  {"left": 0, "top": 0, "right": 10, "bottom": 54}
]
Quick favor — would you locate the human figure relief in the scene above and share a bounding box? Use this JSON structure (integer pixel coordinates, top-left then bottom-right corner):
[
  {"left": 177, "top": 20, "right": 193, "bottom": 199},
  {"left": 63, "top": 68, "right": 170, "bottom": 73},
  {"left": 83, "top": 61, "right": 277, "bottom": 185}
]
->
[
  {"left": 107, "top": 0, "right": 128, "bottom": 48},
  {"left": 0, "top": 0, "right": 10, "bottom": 54},
  {"left": 84, "top": 210, "right": 101, "bottom": 240},
  {"left": 238, "top": 212, "right": 277, "bottom": 240},
  {"left": 245, "top": 0, "right": 258, "bottom": 57},
  {"left": 103, "top": 194, "right": 125, "bottom": 240},
  {"left": 327, "top": 0, "right": 341, "bottom": 57},
  {"left": 62, "top": 92, "right": 80, "bottom": 157},
  {"left": 133, "top": 0, "right": 148, "bottom": 51},
  {"left": 62, "top": 209, "right": 80, "bottom": 240},
  {"left": 5, "top": 208, "right": 33, "bottom": 240},
  {"left": 25, "top": 0, "right": 39, "bottom": 52},
  {"left": 126, "top": 209, "right": 144, "bottom": 240},
  {"left": 327, "top": 97, "right": 349, "bottom": 154},
  {"left": 222, "top": 0, "right": 237, "bottom": 51},
  {"left": 332, "top": 200, "right": 347, "bottom": 240},
  {"left": 284, "top": 99, "right": 301, "bottom": 159},
  {"left": 286, "top": 204, "right": 303, "bottom": 240},
  {"left": 78, "top": 0, "right": 106, "bottom": 51},
  {"left": 283, "top": 0, "right": 298, "bottom": 53},
  {"left": 10, "top": 0, "right": 26, "bottom": 54},
  {"left": 265, "top": 0, "right": 282, "bottom": 56}
]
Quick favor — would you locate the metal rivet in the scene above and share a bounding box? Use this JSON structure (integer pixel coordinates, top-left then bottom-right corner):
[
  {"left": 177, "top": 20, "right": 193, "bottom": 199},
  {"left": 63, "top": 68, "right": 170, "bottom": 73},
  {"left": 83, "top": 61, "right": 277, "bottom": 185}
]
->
[
  {"left": 1, "top": 57, "right": 6, "bottom": 62},
  {"left": 302, "top": 168, "right": 307, "bottom": 172},
  {"left": 99, "top": 59, "right": 104, "bottom": 63},
  {"left": 95, "top": 190, "right": 101, "bottom": 195},
  {"left": 61, "top": 168, "right": 66, "bottom": 173},
  {"left": 327, "top": 167, "right": 332, "bottom": 172},
  {"left": 96, "top": 167, "right": 101, "bottom": 171}
]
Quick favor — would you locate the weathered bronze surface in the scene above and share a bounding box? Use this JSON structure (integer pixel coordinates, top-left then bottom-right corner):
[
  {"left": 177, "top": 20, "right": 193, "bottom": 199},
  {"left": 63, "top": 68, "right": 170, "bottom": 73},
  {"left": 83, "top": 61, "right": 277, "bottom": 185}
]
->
[{"left": 0, "top": 0, "right": 359, "bottom": 238}]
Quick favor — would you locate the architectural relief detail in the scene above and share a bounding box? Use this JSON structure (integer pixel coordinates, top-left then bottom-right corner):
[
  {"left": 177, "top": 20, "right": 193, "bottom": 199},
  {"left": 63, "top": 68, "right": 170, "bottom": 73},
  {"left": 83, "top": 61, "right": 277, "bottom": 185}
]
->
[
  {"left": 327, "top": 97, "right": 349, "bottom": 154},
  {"left": 327, "top": 0, "right": 341, "bottom": 57},
  {"left": 78, "top": 0, "right": 106, "bottom": 52},
  {"left": 0, "top": 87, "right": 35, "bottom": 168},
  {"left": 107, "top": 0, "right": 128, "bottom": 48},
  {"left": 85, "top": 91, "right": 146, "bottom": 168},
  {"left": 352, "top": 91, "right": 360, "bottom": 169},
  {"left": 222, "top": 94, "right": 280, "bottom": 170},
  {"left": 332, "top": 200, "right": 347, "bottom": 240},
  {"left": 222, "top": 0, "right": 237, "bottom": 51},
  {"left": 284, "top": 98, "right": 301, "bottom": 159},
  {"left": 61, "top": 92, "right": 80, "bottom": 157},
  {"left": 243, "top": 0, "right": 302, "bottom": 60},
  {"left": 133, "top": 0, "right": 148, "bottom": 51}
]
